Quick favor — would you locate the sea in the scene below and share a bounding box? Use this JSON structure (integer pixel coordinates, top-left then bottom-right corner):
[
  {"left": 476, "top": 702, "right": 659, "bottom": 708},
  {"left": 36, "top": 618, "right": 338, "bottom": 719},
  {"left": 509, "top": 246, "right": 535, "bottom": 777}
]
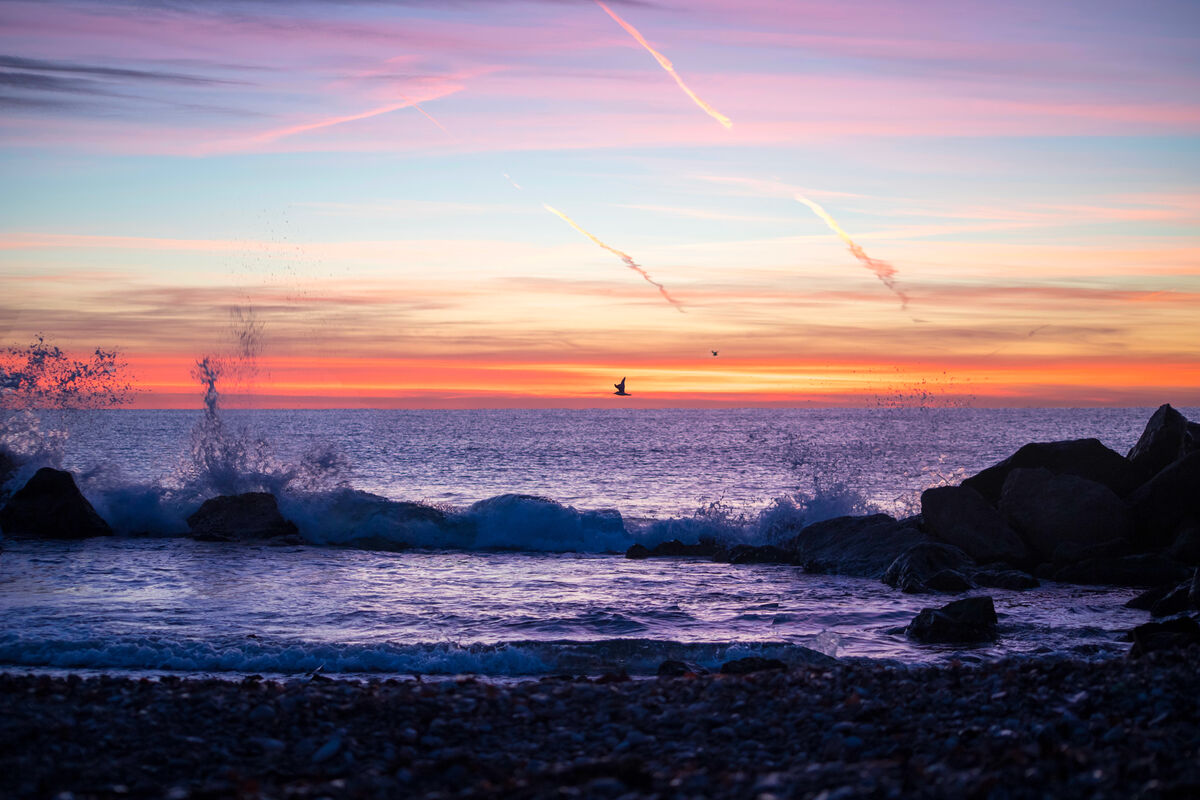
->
[{"left": 0, "top": 406, "right": 1186, "bottom": 679}]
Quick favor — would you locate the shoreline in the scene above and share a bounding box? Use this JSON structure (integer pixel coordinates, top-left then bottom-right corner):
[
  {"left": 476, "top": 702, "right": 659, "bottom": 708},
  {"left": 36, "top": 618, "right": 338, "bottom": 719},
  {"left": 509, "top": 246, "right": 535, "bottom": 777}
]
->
[{"left": 4, "top": 650, "right": 1198, "bottom": 799}]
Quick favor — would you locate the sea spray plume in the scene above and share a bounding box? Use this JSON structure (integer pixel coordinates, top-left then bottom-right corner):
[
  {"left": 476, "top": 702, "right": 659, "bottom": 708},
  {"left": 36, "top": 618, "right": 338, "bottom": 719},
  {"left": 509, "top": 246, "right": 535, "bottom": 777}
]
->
[
  {"left": 595, "top": 0, "right": 732, "bottom": 130},
  {"left": 795, "top": 194, "right": 909, "bottom": 309},
  {"left": 543, "top": 204, "right": 685, "bottom": 312}
]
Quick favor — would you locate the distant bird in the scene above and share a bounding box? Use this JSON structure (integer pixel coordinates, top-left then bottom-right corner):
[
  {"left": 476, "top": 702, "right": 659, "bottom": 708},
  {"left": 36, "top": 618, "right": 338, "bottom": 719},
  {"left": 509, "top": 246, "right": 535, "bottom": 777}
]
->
[
  {"left": 711, "top": 350, "right": 719, "bottom": 357},
  {"left": 614, "top": 377, "right": 630, "bottom": 396}
]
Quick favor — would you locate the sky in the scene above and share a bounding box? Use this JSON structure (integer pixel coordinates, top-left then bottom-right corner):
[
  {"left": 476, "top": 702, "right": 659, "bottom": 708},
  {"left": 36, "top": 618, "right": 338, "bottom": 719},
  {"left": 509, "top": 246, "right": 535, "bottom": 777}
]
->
[{"left": 1, "top": 0, "right": 1198, "bottom": 408}]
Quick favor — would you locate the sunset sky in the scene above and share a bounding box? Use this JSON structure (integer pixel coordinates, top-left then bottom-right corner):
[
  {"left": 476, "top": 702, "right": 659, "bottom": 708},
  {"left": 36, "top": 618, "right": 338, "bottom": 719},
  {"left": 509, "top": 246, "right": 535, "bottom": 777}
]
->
[{"left": 1, "top": 0, "right": 1198, "bottom": 407}]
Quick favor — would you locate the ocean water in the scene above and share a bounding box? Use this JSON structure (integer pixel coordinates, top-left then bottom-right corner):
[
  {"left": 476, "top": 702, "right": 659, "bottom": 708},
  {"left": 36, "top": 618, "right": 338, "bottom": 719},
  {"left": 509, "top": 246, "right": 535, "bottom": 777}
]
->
[{"left": 0, "top": 407, "right": 1182, "bottom": 678}]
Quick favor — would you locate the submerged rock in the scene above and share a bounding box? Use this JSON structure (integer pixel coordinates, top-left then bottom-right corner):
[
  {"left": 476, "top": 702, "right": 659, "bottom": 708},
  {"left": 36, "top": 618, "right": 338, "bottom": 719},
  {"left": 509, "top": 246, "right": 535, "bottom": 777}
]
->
[
  {"left": 656, "top": 660, "right": 708, "bottom": 677},
  {"left": 920, "top": 485, "right": 1030, "bottom": 565},
  {"left": 719, "top": 657, "right": 787, "bottom": 675},
  {"left": 789, "top": 514, "right": 931, "bottom": 578},
  {"left": 625, "top": 539, "right": 721, "bottom": 559},
  {"left": 1051, "top": 553, "right": 1190, "bottom": 587},
  {"left": 187, "top": 492, "right": 300, "bottom": 542},
  {"left": 905, "top": 596, "right": 998, "bottom": 643},
  {"left": 716, "top": 544, "right": 798, "bottom": 565},
  {"left": 998, "top": 468, "right": 1131, "bottom": 561},
  {"left": 0, "top": 467, "right": 113, "bottom": 539},
  {"left": 882, "top": 542, "right": 975, "bottom": 593},
  {"left": 1127, "top": 404, "right": 1191, "bottom": 477},
  {"left": 963, "top": 438, "right": 1145, "bottom": 504}
]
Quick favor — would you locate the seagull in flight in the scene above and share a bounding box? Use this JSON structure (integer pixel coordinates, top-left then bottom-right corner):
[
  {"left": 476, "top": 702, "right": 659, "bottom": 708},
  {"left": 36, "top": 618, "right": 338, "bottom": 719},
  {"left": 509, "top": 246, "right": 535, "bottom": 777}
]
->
[
  {"left": 613, "top": 377, "right": 630, "bottom": 396},
  {"left": 711, "top": 350, "right": 719, "bottom": 357}
]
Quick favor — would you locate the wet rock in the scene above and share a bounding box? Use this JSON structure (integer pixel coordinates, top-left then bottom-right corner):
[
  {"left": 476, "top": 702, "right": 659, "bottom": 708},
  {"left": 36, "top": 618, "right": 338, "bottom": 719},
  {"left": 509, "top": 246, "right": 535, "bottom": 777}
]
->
[
  {"left": 1128, "top": 404, "right": 1191, "bottom": 477},
  {"left": 1169, "top": 522, "right": 1200, "bottom": 564},
  {"left": 882, "top": 542, "right": 975, "bottom": 593},
  {"left": 1051, "top": 538, "right": 1133, "bottom": 567},
  {"left": 1052, "top": 553, "right": 1191, "bottom": 587},
  {"left": 963, "top": 438, "right": 1146, "bottom": 503},
  {"left": 656, "top": 660, "right": 707, "bottom": 677},
  {"left": 789, "top": 514, "right": 931, "bottom": 578},
  {"left": 718, "top": 544, "right": 798, "bottom": 565},
  {"left": 1126, "top": 584, "right": 1176, "bottom": 611},
  {"left": 625, "top": 539, "right": 721, "bottom": 559},
  {"left": 186, "top": 492, "right": 299, "bottom": 542},
  {"left": 905, "top": 596, "right": 998, "bottom": 643},
  {"left": 972, "top": 569, "right": 1040, "bottom": 591},
  {"left": 719, "top": 657, "right": 786, "bottom": 675},
  {"left": 925, "top": 569, "right": 973, "bottom": 592},
  {"left": 1129, "top": 616, "right": 1200, "bottom": 658},
  {"left": 0, "top": 467, "right": 113, "bottom": 539},
  {"left": 1149, "top": 584, "right": 1192, "bottom": 617},
  {"left": 1191, "top": 568, "right": 1200, "bottom": 607},
  {"left": 999, "top": 468, "right": 1131, "bottom": 561},
  {"left": 920, "top": 485, "right": 1030, "bottom": 565},
  {"left": 1128, "top": 452, "right": 1200, "bottom": 550}
]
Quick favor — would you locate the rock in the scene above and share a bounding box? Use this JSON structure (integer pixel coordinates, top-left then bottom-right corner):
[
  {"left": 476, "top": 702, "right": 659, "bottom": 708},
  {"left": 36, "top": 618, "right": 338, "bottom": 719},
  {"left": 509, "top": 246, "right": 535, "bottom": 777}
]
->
[
  {"left": 186, "top": 492, "right": 299, "bottom": 542},
  {"left": 788, "top": 514, "right": 932, "bottom": 578},
  {"left": 920, "top": 485, "right": 1030, "bottom": 565},
  {"left": 1052, "top": 554, "right": 1191, "bottom": 587},
  {"left": 963, "top": 438, "right": 1146, "bottom": 503},
  {"left": 1149, "top": 584, "right": 1193, "bottom": 617},
  {"left": 719, "top": 657, "right": 786, "bottom": 675},
  {"left": 1191, "top": 568, "right": 1200, "bottom": 607},
  {"left": 905, "top": 596, "right": 998, "bottom": 643},
  {"left": 1169, "top": 522, "right": 1200, "bottom": 564},
  {"left": 0, "top": 467, "right": 113, "bottom": 539},
  {"left": 998, "top": 468, "right": 1131, "bottom": 561},
  {"left": 882, "top": 543, "right": 975, "bottom": 593},
  {"left": 925, "top": 569, "right": 973, "bottom": 593},
  {"left": 625, "top": 539, "right": 721, "bottom": 559},
  {"left": 1128, "top": 452, "right": 1200, "bottom": 550},
  {"left": 972, "top": 569, "right": 1040, "bottom": 590},
  {"left": 656, "top": 660, "right": 707, "bottom": 677},
  {"left": 1128, "top": 404, "right": 1192, "bottom": 477},
  {"left": 1184, "top": 421, "right": 1200, "bottom": 458},
  {"left": 1129, "top": 616, "right": 1200, "bottom": 658},
  {"left": 1125, "top": 585, "right": 1175, "bottom": 611},
  {"left": 1051, "top": 538, "right": 1133, "bottom": 567},
  {"left": 718, "top": 544, "right": 798, "bottom": 565}
]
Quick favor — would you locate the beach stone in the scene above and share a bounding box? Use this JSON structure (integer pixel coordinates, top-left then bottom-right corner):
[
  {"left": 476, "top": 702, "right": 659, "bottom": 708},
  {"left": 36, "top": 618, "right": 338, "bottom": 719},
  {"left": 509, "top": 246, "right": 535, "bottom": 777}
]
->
[
  {"left": 963, "top": 438, "right": 1146, "bottom": 503},
  {"left": 1127, "top": 404, "right": 1191, "bottom": 478},
  {"left": 972, "top": 569, "right": 1040, "bottom": 590},
  {"left": 1052, "top": 553, "right": 1191, "bottom": 587},
  {"left": 882, "top": 542, "right": 975, "bottom": 593},
  {"left": 1129, "top": 616, "right": 1200, "bottom": 658},
  {"left": 719, "top": 657, "right": 786, "bottom": 675},
  {"left": 905, "top": 596, "right": 998, "bottom": 643},
  {"left": 999, "top": 468, "right": 1131, "bottom": 561},
  {"left": 186, "top": 492, "right": 299, "bottom": 542},
  {"left": 789, "top": 514, "right": 932, "bottom": 578},
  {"left": 656, "top": 660, "right": 707, "bottom": 678},
  {"left": 0, "top": 467, "right": 113, "bottom": 539},
  {"left": 920, "top": 485, "right": 1030, "bottom": 565},
  {"left": 1128, "top": 452, "right": 1200, "bottom": 550}
]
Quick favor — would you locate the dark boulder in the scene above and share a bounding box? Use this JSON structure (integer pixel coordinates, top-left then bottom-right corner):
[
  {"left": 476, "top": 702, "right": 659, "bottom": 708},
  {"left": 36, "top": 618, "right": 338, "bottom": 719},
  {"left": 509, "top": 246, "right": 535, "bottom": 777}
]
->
[
  {"left": 656, "top": 660, "right": 708, "bottom": 677},
  {"left": 788, "top": 514, "right": 931, "bottom": 578},
  {"left": 187, "top": 492, "right": 300, "bottom": 542},
  {"left": 882, "top": 542, "right": 975, "bottom": 593},
  {"left": 625, "top": 543, "right": 651, "bottom": 559},
  {"left": 1051, "top": 553, "right": 1191, "bottom": 587},
  {"left": 0, "top": 467, "right": 112, "bottom": 539},
  {"left": 1191, "top": 568, "right": 1200, "bottom": 607},
  {"left": 1129, "top": 616, "right": 1200, "bottom": 658},
  {"left": 719, "top": 657, "right": 786, "bottom": 675},
  {"left": 1127, "top": 404, "right": 1191, "bottom": 477},
  {"left": 625, "top": 539, "right": 721, "bottom": 559},
  {"left": 718, "top": 544, "right": 798, "bottom": 565},
  {"left": 905, "top": 596, "right": 998, "bottom": 643},
  {"left": 1169, "top": 522, "right": 1200, "bottom": 564},
  {"left": 1126, "top": 584, "right": 1176, "bottom": 611},
  {"left": 972, "top": 569, "right": 1040, "bottom": 591},
  {"left": 925, "top": 569, "right": 973, "bottom": 593},
  {"left": 1051, "top": 538, "right": 1132, "bottom": 567},
  {"left": 1149, "top": 584, "right": 1193, "bottom": 617},
  {"left": 963, "top": 438, "right": 1146, "bottom": 503},
  {"left": 1128, "top": 452, "right": 1200, "bottom": 550},
  {"left": 1184, "top": 422, "right": 1200, "bottom": 458},
  {"left": 921, "top": 485, "right": 1030, "bottom": 565},
  {"left": 998, "top": 468, "right": 1131, "bottom": 561}
]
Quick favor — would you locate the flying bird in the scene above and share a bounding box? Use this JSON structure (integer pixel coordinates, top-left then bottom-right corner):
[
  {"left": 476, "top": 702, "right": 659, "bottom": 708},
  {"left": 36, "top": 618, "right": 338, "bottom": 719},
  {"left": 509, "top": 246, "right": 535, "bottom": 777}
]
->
[
  {"left": 614, "top": 377, "right": 630, "bottom": 396},
  {"left": 711, "top": 350, "right": 719, "bottom": 357}
]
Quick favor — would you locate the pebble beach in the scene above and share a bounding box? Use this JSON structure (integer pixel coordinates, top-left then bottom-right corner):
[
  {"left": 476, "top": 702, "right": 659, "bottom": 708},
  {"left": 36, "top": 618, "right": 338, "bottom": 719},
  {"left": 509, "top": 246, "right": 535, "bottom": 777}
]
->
[{"left": 4, "top": 648, "right": 1198, "bottom": 800}]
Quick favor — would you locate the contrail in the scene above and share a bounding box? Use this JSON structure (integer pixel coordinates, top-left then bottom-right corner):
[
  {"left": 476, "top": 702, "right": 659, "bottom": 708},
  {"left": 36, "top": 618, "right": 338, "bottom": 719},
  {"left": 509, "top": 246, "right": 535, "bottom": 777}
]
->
[
  {"left": 544, "top": 203, "right": 685, "bottom": 312},
  {"left": 595, "top": 1, "right": 732, "bottom": 130},
  {"left": 398, "top": 93, "right": 454, "bottom": 138},
  {"left": 795, "top": 193, "right": 909, "bottom": 309}
]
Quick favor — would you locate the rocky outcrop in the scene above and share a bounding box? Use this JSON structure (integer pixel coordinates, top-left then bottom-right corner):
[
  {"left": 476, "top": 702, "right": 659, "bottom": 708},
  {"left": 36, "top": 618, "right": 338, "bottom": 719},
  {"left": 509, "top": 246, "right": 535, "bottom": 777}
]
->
[
  {"left": 972, "top": 569, "right": 1039, "bottom": 591},
  {"left": 0, "top": 467, "right": 113, "bottom": 539},
  {"left": 625, "top": 539, "right": 722, "bottom": 559},
  {"left": 1128, "top": 616, "right": 1200, "bottom": 658},
  {"left": 963, "top": 438, "right": 1145, "bottom": 503},
  {"left": 788, "top": 514, "right": 931, "bottom": 578},
  {"left": 905, "top": 596, "right": 998, "bottom": 643},
  {"left": 187, "top": 492, "right": 300, "bottom": 542},
  {"left": 1051, "top": 553, "right": 1190, "bottom": 587},
  {"left": 999, "top": 468, "right": 1131, "bottom": 561},
  {"left": 714, "top": 544, "right": 798, "bottom": 565},
  {"left": 1127, "top": 404, "right": 1191, "bottom": 477},
  {"left": 882, "top": 543, "right": 975, "bottom": 594},
  {"left": 920, "top": 485, "right": 1030, "bottom": 565},
  {"left": 1128, "top": 452, "right": 1200, "bottom": 550}
]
